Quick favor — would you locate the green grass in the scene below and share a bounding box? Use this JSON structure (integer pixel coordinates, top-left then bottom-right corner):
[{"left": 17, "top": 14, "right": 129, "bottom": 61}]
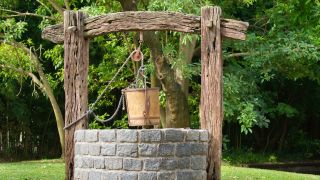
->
[
  {"left": 222, "top": 165, "right": 320, "bottom": 180},
  {"left": 0, "top": 159, "right": 319, "bottom": 180},
  {"left": 0, "top": 159, "right": 64, "bottom": 180}
]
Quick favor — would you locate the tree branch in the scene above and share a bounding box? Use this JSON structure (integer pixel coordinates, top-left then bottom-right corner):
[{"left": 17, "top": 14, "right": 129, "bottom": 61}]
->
[
  {"left": 0, "top": 40, "right": 65, "bottom": 156},
  {"left": 47, "top": 0, "right": 64, "bottom": 15},
  {"left": 1, "top": 40, "right": 46, "bottom": 89},
  {"left": 0, "top": 64, "right": 44, "bottom": 90},
  {"left": 0, "top": 8, "right": 54, "bottom": 20},
  {"left": 36, "top": 0, "right": 53, "bottom": 16},
  {"left": 64, "top": 0, "right": 70, "bottom": 10},
  {"left": 226, "top": 52, "right": 250, "bottom": 58}
]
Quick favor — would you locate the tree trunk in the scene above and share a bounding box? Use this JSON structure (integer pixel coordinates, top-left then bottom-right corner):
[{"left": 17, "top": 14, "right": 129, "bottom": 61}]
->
[
  {"left": 143, "top": 32, "right": 190, "bottom": 128},
  {"left": 176, "top": 34, "right": 197, "bottom": 96},
  {"left": 26, "top": 47, "right": 65, "bottom": 158},
  {"left": 150, "top": 71, "right": 166, "bottom": 128},
  {"left": 119, "top": 0, "right": 190, "bottom": 128},
  {"left": 41, "top": 76, "right": 65, "bottom": 157}
]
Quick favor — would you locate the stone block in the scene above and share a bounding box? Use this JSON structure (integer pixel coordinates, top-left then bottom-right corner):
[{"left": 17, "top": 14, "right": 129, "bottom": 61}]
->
[
  {"left": 192, "top": 171, "right": 207, "bottom": 180},
  {"left": 161, "top": 158, "right": 177, "bottom": 170},
  {"left": 123, "top": 158, "right": 142, "bottom": 171},
  {"left": 117, "top": 144, "right": 138, "bottom": 157},
  {"left": 186, "top": 130, "right": 199, "bottom": 141},
  {"left": 144, "top": 158, "right": 162, "bottom": 171},
  {"left": 176, "top": 143, "right": 191, "bottom": 157},
  {"left": 163, "top": 129, "right": 185, "bottom": 142},
  {"left": 177, "top": 157, "right": 190, "bottom": 169},
  {"left": 75, "top": 143, "right": 81, "bottom": 155},
  {"left": 191, "top": 156, "right": 207, "bottom": 170},
  {"left": 89, "top": 144, "right": 100, "bottom": 156},
  {"left": 158, "top": 143, "right": 174, "bottom": 156},
  {"left": 105, "top": 157, "right": 122, "bottom": 170},
  {"left": 101, "top": 172, "right": 119, "bottom": 180},
  {"left": 75, "top": 169, "right": 88, "bottom": 180},
  {"left": 176, "top": 170, "right": 193, "bottom": 180},
  {"left": 139, "top": 172, "right": 157, "bottom": 180},
  {"left": 139, "top": 144, "right": 157, "bottom": 157},
  {"left": 85, "top": 130, "right": 98, "bottom": 142},
  {"left": 99, "top": 130, "right": 116, "bottom": 142},
  {"left": 82, "top": 156, "right": 94, "bottom": 168},
  {"left": 74, "top": 130, "right": 85, "bottom": 142},
  {"left": 101, "top": 143, "right": 116, "bottom": 156},
  {"left": 88, "top": 170, "right": 101, "bottom": 180},
  {"left": 157, "top": 172, "right": 175, "bottom": 180},
  {"left": 74, "top": 168, "right": 81, "bottom": 179},
  {"left": 117, "top": 129, "right": 138, "bottom": 142},
  {"left": 140, "top": 129, "right": 161, "bottom": 142},
  {"left": 94, "top": 157, "right": 105, "bottom": 169},
  {"left": 199, "top": 130, "right": 208, "bottom": 142},
  {"left": 120, "top": 172, "right": 138, "bottom": 180},
  {"left": 74, "top": 156, "right": 82, "bottom": 168},
  {"left": 79, "top": 143, "right": 89, "bottom": 155},
  {"left": 191, "top": 143, "right": 208, "bottom": 155}
]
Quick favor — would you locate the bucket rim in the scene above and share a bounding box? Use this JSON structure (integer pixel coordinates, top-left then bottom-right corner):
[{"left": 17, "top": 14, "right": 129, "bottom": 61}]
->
[{"left": 122, "top": 87, "right": 159, "bottom": 92}]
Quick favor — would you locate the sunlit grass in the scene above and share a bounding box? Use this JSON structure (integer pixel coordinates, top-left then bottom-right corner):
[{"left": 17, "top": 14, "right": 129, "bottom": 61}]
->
[
  {"left": 0, "top": 159, "right": 64, "bottom": 180},
  {"left": 222, "top": 164, "right": 320, "bottom": 180},
  {"left": 0, "top": 159, "right": 319, "bottom": 180}
]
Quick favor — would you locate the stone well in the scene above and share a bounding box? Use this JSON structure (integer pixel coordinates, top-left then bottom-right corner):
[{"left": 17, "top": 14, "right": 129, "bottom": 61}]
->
[{"left": 74, "top": 129, "right": 208, "bottom": 180}]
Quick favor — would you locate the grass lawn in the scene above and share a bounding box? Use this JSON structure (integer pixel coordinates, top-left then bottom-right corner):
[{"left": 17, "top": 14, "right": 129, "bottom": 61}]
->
[
  {"left": 0, "top": 159, "right": 64, "bottom": 180},
  {"left": 222, "top": 165, "right": 320, "bottom": 180},
  {"left": 0, "top": 159, "right": 320, "bottom": 180}
]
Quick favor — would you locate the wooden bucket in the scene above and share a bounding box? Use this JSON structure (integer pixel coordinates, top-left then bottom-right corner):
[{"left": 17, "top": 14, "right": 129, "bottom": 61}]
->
[{"left": 122, "top": 88, "right": 160, "bottom": 126}]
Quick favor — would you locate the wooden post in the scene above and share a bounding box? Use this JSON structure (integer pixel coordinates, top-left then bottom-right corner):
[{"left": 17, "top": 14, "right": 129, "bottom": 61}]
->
[
  {"left": 64, "top": 11, "right": 89, "bottom": 180},
  {"left": 200, "top": 6, "right": 223, "bottom": 180}
]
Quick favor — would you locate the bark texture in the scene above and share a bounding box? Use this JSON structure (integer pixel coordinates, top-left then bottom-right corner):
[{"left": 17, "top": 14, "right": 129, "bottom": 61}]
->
[
  {"left": 119, "top": 0, "right": 190, "bottom": 128},
  {"left": 42, "top": 12, "right": 248, "bottom": 43},
  {"left": 63, "top": 11, "right": 89, "bottom": 180},
  {"left": 29, "top": 48, "right": 65, "bottom": 158},
  {"left": 143, "top": 32, "right": 190, "bottom": 128},
  {"left": 176, "top": 34, "right": 197, "bottom": 96},
  {"left": 200, "top": 6, "right": 223, "bottom": 180}
]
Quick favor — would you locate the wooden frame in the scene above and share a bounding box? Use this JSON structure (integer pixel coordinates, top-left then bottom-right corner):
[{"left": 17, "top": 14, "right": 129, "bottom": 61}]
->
[
  {"left": 42, "top": 11, "right": 248, "bottom": 43},
  {"left": 42, "top": 6, "right": 248, "bottom": 180}
]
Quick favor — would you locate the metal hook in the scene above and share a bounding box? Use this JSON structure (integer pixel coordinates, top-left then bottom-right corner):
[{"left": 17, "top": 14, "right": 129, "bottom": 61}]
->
[{"left": 139, "top": 31, "right": 143, "bottom": 46}]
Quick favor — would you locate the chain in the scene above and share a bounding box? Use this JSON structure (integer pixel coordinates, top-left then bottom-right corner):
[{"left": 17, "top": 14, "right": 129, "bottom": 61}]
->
[
  {"left": 64, "top": 32, "right": 146, "bottom": 130},
  {"left": 64, "top": 50, "right": 139, "bottom": 130}
]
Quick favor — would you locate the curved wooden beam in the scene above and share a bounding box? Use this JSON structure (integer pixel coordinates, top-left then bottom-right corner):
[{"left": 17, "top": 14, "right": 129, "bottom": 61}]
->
[{"left": 42, "top": 11, "right": 249, "bottom": 43}]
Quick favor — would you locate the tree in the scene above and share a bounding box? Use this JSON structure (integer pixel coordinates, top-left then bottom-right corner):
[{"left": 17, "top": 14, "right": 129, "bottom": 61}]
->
[
  {"left": 116, "top": 0, "right": 206, "bottom": 128},
  {"left": 0, "top": 19, "right": 65, "bottom": 157}
]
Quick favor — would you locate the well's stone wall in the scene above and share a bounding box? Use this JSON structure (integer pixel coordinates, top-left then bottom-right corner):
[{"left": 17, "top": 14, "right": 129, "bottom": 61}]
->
[{"left": 74, "top": 129, "right": 208, "bottom": 180}]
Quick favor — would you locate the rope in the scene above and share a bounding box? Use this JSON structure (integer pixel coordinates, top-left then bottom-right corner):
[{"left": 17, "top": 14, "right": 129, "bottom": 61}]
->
[{"left": 64, "top": 50, "right": 139, "bottom": 130}]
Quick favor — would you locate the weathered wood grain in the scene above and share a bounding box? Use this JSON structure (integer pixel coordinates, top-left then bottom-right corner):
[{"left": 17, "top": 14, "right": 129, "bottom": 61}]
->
[
  {"left": 42, "top": 11, "right": 248, "bottom": 43},
  {"left": 200, "top": 6, "right": 223, "bottom": 180},
  {"left": 64, "top": 11, "right": 89, "bottom": 180},
  {"left": 42, "top": 24, "right": 64, "bottom": 43}
]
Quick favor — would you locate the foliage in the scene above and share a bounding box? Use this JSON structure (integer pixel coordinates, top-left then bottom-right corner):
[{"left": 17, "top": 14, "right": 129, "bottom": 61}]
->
[
  {"left": 0, "top": 19, "right": 27, "bottom": 41},
  {"left": 223, "top": 149, "right": 279, "bottom": 165},
  {"left": 1, "top": 0, "right": 320, "bottom": 160},
  {"left": 112, "top": 115, "right": 129, "bottom": 129},
  {"left": 287, "top": 130, "right": 320, "bottom": 158},
  {"left": 148, "top": 0, "right": 202, "bottom": 14}
]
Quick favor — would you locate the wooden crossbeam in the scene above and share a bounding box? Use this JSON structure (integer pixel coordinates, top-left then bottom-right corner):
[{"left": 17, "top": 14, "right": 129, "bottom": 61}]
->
[{"left": 42, "top": 11, "right": 248, "bottom": 43}]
